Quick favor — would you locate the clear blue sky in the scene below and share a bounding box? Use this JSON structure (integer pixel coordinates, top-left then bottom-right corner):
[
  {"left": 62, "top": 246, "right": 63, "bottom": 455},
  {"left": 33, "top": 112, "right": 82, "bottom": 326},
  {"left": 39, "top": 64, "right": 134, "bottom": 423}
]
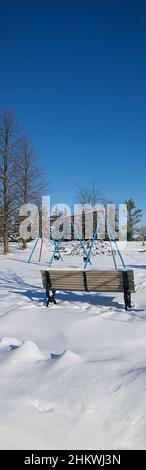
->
[{"left": 0, "top": 0, "right": 146, "bottom": 220}]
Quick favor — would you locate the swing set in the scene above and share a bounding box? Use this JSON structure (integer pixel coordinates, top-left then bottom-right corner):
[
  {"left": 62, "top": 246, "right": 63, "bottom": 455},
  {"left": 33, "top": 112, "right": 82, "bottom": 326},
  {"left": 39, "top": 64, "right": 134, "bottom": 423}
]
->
[{"left": 28, "top": 209, "right": 127, "bottom": 272}]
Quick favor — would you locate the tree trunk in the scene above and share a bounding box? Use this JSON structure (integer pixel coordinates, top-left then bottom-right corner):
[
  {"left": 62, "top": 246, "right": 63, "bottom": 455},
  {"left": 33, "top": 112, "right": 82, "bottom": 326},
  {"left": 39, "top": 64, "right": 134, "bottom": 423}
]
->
[
  {"left": 3, "top": 131, "right": 9, "bottom": 254},
  {"left": 22, "top": 238, "right": 27, "bottom": 249},
  {"left": 3, "top": 222, "right": 9, "bottom": 254}
]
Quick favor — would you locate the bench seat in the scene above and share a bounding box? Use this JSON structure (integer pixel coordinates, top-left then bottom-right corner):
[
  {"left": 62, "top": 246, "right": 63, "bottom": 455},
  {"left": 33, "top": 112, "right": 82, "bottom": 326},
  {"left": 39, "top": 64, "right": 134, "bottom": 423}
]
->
[{"left": 41, "top": 269, "right": 135, "bottom": 310}]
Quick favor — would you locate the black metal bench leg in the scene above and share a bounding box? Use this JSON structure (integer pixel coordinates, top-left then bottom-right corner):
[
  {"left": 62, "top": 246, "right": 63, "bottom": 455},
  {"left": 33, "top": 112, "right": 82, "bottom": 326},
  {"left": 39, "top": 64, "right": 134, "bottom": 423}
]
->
[
  {"left": 124, "top": 290, "right": 132, "bottom": 311},
  {"left": 127, "top": 292, "right": 132, "bottom": 308},
  {"left": 122, "top": 271, "right": 132, "bottom": 311},
  {"left": 45, "top": 287, "right": 56, "bottom": 307},
  {"left": 45, "top": 285, "right": 50, "bottom": 307},
  {"left": 51, "top": 290, "right": 56, "bottom": 305},
  {"left": 124, "top": 290, "right": 128, "bottom": 311}
]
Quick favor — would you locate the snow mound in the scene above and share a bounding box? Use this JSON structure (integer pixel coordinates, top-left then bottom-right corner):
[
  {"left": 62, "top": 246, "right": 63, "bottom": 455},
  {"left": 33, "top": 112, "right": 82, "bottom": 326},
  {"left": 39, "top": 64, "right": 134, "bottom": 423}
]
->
[
  {"left": 0, "top": 337, "right": 22, "bottom": 350},
  {"left": 0, "top": 339, "right": 50, "bottom": 367},
  {"left": 12, "top": 340, "right": 50, "bottom": 363},
  {"left": 51, "top": 349, "right": 82, "bottom": 366}
]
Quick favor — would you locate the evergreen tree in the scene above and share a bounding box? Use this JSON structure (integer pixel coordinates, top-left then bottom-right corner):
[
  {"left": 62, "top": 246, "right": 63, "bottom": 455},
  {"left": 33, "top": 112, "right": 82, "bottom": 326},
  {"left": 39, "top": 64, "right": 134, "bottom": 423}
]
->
[{"left": 125, "top": 198, "right": 142, "bottom": 241}]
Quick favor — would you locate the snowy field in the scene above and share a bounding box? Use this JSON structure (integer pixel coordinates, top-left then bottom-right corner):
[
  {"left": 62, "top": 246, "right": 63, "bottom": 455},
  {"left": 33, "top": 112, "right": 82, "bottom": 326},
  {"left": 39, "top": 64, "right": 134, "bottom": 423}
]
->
[{"left": 0, "top": 241, "right": 146, "bottom": 450}]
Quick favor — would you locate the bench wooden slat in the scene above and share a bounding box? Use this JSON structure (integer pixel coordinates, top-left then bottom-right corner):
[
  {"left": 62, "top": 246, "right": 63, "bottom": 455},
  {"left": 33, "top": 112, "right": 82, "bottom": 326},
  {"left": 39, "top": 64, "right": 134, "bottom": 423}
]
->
[
  {"left": 41, "top": 268, "right": 135, "bottom": 309},
  {"left": 41, "top": 270, "right": 135, "bottom": 291}
]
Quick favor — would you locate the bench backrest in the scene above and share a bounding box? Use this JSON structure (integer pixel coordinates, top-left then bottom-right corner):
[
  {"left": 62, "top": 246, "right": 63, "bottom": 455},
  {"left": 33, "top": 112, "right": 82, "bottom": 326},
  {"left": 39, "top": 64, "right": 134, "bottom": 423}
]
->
[{"left": 41, "top": 269, "right": 135, "bottom": 293}]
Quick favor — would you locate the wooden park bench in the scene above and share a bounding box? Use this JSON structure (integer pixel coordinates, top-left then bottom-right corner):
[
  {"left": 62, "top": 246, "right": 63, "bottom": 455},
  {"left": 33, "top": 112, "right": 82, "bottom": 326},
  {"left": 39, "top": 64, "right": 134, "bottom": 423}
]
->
[{"left": 41, "top": 269, "right": 135, "bottom": 311}]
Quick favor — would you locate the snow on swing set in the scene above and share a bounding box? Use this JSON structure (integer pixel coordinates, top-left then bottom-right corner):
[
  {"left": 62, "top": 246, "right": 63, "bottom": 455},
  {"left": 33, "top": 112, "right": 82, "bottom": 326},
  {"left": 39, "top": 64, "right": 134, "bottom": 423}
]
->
[
  {"left": 28, "top": 217, "right": 90, "bottom": 265},
  {"left": 28, "top": 208, "right": 126, "bottom": 271}
]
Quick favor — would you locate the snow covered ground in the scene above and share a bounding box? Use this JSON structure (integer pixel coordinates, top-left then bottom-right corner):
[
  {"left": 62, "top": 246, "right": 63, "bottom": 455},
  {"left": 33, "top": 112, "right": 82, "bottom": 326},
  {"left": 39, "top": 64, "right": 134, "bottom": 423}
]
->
[{"left": 0, "top": 241, "right": 146, "bottom": 449}]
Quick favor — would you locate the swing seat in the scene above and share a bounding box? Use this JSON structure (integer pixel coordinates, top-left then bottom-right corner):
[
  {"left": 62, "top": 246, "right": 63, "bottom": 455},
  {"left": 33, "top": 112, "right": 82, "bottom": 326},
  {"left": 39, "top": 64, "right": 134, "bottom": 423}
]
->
[
  {"left": 41, "top": 268, "right": 135, "bottom": 311},
  {"left": 83, "top": 256, "right": 91, "bottom": 263},
  {"left": 54, "top": 254, "right": 60, "bottom": 260}
]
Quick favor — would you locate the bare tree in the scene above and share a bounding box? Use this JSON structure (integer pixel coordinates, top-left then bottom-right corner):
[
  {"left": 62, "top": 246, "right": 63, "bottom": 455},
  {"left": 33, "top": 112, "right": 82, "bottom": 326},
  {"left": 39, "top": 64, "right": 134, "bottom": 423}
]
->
[
  {"left": 74, "top": 181, "right": 112, "bottom": 240},
  {"left": 0, "top": 110, "right": 21, "bottom": 253},
  {"left": 0, "top": 110, "right": 50, "bottom": 252},
  {"left": 17, "top": 137, "right": 49, "bottom": 248},
  {"left": 75, "top": 181, "right": 106, "bottom": 206}
]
